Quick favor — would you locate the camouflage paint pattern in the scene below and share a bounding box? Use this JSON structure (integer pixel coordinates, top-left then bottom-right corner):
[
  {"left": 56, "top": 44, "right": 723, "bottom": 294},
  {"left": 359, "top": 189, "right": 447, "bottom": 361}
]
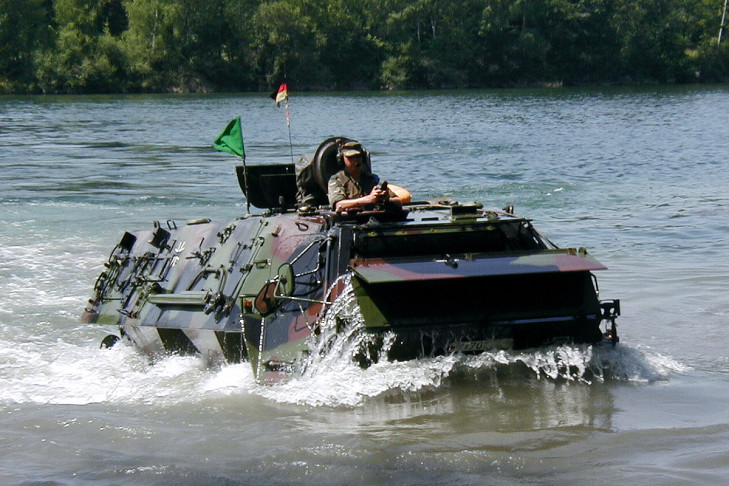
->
[
  {"left": 84, "top": 188, "right": 620, "bottom": 382},
  {"left": 349, "top": 249, "right": 607, "bottom": 284}
]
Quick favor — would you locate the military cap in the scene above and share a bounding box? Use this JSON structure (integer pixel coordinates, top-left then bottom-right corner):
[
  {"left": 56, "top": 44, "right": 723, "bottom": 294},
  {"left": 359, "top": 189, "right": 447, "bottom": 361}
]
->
[{"left": 341, "top": 141, "right": 364, "bottom": 158}]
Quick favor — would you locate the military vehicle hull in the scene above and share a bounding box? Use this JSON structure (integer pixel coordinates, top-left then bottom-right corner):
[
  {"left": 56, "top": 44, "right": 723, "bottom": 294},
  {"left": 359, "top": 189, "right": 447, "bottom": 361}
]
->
[{"left": 82, "top": 138, "right": 620, "bottom": 382}]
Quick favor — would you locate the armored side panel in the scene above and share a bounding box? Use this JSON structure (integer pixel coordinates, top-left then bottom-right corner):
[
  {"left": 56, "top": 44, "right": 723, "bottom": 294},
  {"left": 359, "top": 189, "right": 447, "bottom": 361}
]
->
[
  {"left": 238, "top": 213, "right": 330, "bottom": 377},
  {"left": 83, "top": 212, "right": 329, "bottom": 367}
]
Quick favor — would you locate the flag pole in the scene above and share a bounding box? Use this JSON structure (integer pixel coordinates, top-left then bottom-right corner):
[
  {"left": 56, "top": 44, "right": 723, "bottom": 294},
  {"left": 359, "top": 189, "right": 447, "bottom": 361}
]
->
[
  {"left": 241, "top": 153, "right": 250, "bottom": 214},
  {"left": 273, "top": 83, "right": 294, "bottom": 164},
  {"left": 285, "top": 97, "right": 294, "bottom": 164},
  {"left": 212, "top": 116, "right": 249, "bottom": 213}
]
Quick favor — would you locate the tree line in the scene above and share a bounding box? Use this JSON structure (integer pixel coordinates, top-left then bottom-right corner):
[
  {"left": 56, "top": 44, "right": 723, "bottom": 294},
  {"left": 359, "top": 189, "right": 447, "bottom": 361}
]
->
[{"left": 2, "top": 0, "right": 728, "bottom": 94}]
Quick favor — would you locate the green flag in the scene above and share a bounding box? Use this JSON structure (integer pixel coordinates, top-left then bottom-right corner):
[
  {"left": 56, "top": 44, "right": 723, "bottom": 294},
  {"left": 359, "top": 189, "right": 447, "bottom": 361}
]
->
[{"left": 213, "top": 117, "right": 245, "bottom": 157}]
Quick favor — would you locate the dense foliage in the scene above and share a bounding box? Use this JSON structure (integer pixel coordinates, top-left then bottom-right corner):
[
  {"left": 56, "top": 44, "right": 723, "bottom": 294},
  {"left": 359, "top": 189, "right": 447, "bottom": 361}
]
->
[{"left": 2, "top": 0, "right": 728, "bottom": 93}]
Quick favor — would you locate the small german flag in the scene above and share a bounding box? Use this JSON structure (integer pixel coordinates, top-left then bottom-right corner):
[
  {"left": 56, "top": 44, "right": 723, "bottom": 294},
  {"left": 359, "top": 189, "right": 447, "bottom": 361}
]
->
[{"left": 271, "top": 83, "right": 288, "bottom": 107}]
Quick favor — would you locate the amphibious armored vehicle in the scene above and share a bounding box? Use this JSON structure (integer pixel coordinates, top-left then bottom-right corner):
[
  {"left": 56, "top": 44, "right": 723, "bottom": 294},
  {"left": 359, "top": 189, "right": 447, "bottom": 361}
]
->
[{"left": 83, "top": 137, "right": 620, "bottom": 382}]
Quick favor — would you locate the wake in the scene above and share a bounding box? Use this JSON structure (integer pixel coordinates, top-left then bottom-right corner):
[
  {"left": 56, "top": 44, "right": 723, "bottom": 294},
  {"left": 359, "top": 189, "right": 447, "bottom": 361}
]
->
[{"left": 254, "top": 280, "right": 685, "bottom": 407}]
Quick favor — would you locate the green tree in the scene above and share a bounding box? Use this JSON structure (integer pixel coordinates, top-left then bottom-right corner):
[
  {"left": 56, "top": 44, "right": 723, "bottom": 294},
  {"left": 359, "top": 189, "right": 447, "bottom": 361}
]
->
[
  {"left": 121, "top": 0, "right": 176, "bottom": 90},
  {"left": 250, "top": 0, "right": 327, "bottom": 88},
  {"left": 525, "top": 0, "right": 622, "bottom": 83},
  {"left": 2, "top": 0, "right": 729, "bottom": 93},
  {"left": 123, "top": 0, "right": 251, "bottom": 91},
  {"left": 0, "top": 0, "right": 52, "bottom": 92},
  {"left": 613, "top": 0, "right": 705, "bottom": 82},
  {"left": 173, "top": 0, "right": 230, "bottom": 89},
  {"left": 373, "top": 0, "right": 484, "bottom": 89},
  {"left": 35, "top": 0, "right": 127, "bottom": 93},
  {"left": 101, "top": 0, "right": 129, "bottom": 35},
  {"left": 306, "top": 0, "right": 382, "bottom": 89},
  {"left": 217, "top": 0, "right": 260, "bottom": 89}
]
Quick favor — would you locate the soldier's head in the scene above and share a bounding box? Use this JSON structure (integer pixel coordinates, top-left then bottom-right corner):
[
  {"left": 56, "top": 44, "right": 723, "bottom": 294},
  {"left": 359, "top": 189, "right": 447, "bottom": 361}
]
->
[{"left": 341, "top": 141, "right": 364, "bottom": 168}]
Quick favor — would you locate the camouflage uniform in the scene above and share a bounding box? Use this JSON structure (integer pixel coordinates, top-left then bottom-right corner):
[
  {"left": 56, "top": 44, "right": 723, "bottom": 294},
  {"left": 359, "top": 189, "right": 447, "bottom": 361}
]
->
[{"left": 327, "top": 170, "right": 380, "bottom": 209}]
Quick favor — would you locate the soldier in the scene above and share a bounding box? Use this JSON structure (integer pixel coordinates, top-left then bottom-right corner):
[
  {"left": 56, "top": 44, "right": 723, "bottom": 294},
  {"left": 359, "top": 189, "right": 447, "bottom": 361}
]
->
[{"left": 328, "top": 141, "right": 401, "bottom": 212}]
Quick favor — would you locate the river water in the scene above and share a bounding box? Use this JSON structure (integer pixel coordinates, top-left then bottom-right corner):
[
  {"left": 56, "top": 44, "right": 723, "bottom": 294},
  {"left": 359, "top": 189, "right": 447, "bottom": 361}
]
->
[{"left": 1, "top": 87, "right": 728, "bottom": 484}]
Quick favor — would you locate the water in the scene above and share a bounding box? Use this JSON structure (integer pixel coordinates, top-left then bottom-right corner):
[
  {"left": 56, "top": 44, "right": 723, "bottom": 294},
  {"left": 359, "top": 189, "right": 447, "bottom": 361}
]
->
[{"left": 1, "top": 86, "right": 728, "bottom": 484}]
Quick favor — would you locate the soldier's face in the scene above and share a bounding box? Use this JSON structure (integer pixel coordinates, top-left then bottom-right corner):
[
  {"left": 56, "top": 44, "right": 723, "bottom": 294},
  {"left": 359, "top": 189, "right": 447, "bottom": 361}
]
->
[{"left": 344, "top": 154, "right": 362, "bottom": 168}]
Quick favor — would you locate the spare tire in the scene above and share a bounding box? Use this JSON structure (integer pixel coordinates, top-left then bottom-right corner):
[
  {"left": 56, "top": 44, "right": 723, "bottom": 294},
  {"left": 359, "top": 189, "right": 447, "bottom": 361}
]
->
[
  {"left": 312, "top": 137, "right": 353, "bottom": 191},
  {"left": 295, "top": 137, "right": 371, "bottom": 206}
]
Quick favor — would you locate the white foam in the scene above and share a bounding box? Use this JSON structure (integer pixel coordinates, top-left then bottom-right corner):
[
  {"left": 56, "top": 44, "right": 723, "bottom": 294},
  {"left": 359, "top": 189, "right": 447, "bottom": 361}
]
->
[
  {"left": 250, "top": 281, "right": 682, "bottom": 407},
  {"left": 0, "top": 327, "right": 684, "bottom": 409},
  {"left": 0, "top": 273, "right": 684, "bottom": 409},
  {"left": 0, "top": 334, "right": 254, "bottom": 406}
]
